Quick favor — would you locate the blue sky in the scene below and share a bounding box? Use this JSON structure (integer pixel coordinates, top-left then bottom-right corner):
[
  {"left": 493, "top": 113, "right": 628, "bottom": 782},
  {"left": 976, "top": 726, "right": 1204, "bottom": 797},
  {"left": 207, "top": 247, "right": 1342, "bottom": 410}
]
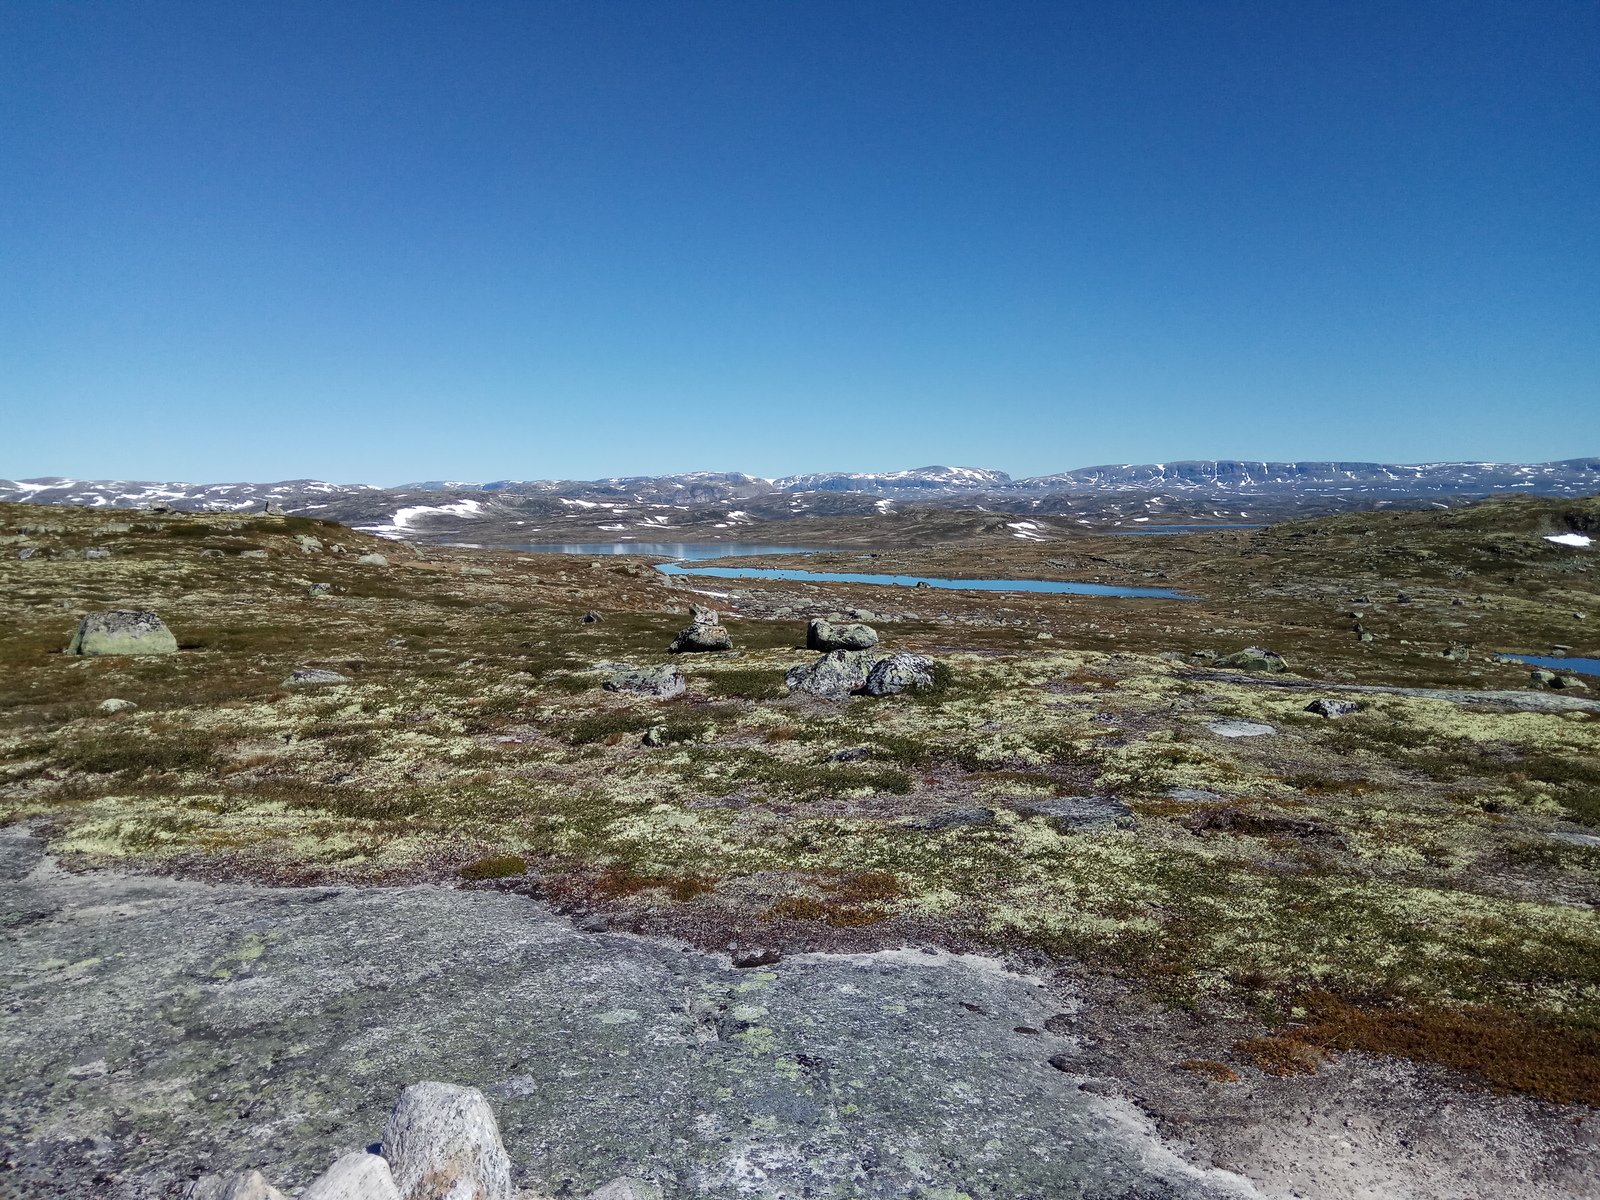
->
[{"left": 2, "top": 1, "right": 1595, "bottom": 484}]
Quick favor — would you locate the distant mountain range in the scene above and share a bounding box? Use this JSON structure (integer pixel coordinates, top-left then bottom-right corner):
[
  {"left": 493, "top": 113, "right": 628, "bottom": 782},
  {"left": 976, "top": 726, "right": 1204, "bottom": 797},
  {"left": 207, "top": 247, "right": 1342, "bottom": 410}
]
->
[{"left": 2, "top": 458, "right": 1596, "bottom": 523}]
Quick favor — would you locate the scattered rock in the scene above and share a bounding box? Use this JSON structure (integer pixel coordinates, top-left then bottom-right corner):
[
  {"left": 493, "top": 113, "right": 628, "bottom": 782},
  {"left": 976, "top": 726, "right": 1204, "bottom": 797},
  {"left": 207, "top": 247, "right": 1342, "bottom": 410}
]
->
[
  {"left": 238, "top": 549, "right": 269, "bottom": 559},
  {"left": 1204, "top": 719, "right": 1277, "bottom": 738},
  {"left": 284, "top": 668, "right": 354, "bottom": 687},
  {"left": 807, "top": 618, "right": 879, "bottom": 652},
  {"left": 603, "top": 666, "right": 686, "bottom": 699},
  {"left": 264, "top": 502, "right": 286, "bottom": 516},
  {"left": 587, "top": 1179, "right": 664, "bottom": 1200},
  {"left": 301, "top": 1152, "right": 401, "bottom": 1200},
  {"left": 97, "top": 698, "right": 138, "bottom": 714},
  {"left": 84, "top": 547, "right": 111, "bottom": 558},
  {"left": 581, "top": 610, "right": 604, "bottom": 624},
  {"left": 357, "top": 553, "right": 389, "bottom": 566},
  {"left": 1164, "top": 787, "right": 1222, "bottom": 803},
  {"left": 784, "top": 650, "right": 876, "bottom": 700},
  {"left": 459, "top": 566, "right": 493, "bottom": 576},
  {"left": 1304, "top": 698, "right": 1360, "bottom": 718},
  {"left": 864, "top": 652, "right": 935, "bottom": 696},
  {"left": 911, "top": 806, "right": 996, "bottom": 831},
  {"left": 308, "top": 582, "right": 333, "bottom": 596},
  {"left": 669, "top": 622, "right": 733, "bottom": 653},
  {"left": 826, "top": 747, "right": 873, "bottom": 762},
  {"left": 1214, "top": 646, "right": 1287, "bottom": 672},
  {"left": 381, "top": 1082, "right": 513, "bottom": 1200},
  {"left": 1017, "top": 796, "right": 1136, "bottom": 833},
  {"left": 188, "top": 1169, "right": 288, "bottom": 1200},
  {"left": 296, "top": 536, "right": 324, "bottom": 553},
  {"left": 65, "top": 610, "right": 178, "bottom": 656},
  {"left": 1441, "top": 644, "right": 1471, "bottom": 662}
]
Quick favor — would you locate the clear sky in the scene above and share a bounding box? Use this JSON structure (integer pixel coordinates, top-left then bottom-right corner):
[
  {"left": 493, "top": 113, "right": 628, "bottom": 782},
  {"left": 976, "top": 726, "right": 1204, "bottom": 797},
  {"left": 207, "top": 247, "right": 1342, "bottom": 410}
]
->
[{"left": 2, "top": 1, "right": 1596, "bottom": 484}]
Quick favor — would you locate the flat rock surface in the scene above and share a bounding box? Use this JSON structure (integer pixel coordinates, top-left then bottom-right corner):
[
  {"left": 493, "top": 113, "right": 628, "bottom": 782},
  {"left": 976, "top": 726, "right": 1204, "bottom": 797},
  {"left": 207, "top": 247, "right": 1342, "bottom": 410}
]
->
[{"left": 0, "top": 828, "right": 1252, "bottom": 1200}]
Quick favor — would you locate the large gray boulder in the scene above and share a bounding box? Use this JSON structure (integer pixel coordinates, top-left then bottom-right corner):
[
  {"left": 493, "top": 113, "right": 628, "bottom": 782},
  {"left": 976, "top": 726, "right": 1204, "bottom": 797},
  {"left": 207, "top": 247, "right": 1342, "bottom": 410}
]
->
[
  {"left": 669, "top": 622, "right": 732, "bottom": 653},
  {"left": 381, "top": 1082, "right": 512, "bottom": 1200},
  {"left": 807, "top": 618, "right": 878, "bottom": 652},
  {"left": 785, "top": 650, "right": 877, "bottom": 700},
  {"left": 603, "top": 665, "right": 686, "bottom": 699},
  {"left": 65, "top": 610, "right": 178, "bottom": 656},
  {"left": 1018, "top": 796, "right": 1137, "bottom": 833},
  {"left": 301, "top": 1152, "right": 401, "bottom": 1200},
  {"left": 864, "top": 652, "right": 935, "bottom": 695}
]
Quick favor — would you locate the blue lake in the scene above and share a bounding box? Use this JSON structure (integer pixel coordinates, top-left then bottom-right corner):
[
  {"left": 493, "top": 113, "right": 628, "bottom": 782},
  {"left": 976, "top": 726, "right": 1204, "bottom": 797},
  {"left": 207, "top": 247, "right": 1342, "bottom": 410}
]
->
[
  {"left": 654, "top": 563, "right": 1193, "bottom": 599},
  {"left": 1112, "top": 524, "right": 1264, "bottom": 535},
  {"left": 453, "top": 542, "right": 832, "bottom": 560},
  {"left": 1509, "top": 654, "right": 1600, "bottom": 678}
]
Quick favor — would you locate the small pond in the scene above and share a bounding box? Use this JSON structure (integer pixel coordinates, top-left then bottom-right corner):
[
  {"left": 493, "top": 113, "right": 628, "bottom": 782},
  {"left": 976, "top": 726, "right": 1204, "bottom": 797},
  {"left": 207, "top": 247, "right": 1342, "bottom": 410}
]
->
[
  {"left": 1508, "top": 654, "right": 1600, "bottom": 678},
  {"left": 451, "top": 542, "right": 831, "bottom": 560},
  {"left": 654, "top": 563, "right": 1193, "bottom": 599}
]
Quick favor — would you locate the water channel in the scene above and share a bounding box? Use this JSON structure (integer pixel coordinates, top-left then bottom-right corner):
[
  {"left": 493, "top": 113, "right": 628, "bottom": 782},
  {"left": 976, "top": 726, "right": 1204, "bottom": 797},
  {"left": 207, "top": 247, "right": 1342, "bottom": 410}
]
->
[{"left": 653, "top": 563, "right": 1193, "bottom": 599}]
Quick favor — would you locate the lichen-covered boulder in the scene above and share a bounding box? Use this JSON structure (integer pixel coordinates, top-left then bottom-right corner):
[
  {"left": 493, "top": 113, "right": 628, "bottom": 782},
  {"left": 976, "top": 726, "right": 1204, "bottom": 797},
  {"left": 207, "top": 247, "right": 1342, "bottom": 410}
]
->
[
  {"left": 604, "top": 665, "right": 686, "bottom": 698},
  {"left": 65, "top": 610, "right": 177, "bottom": 656},
  {"left": 785, "top": 650, "right": 876, "bottom": 700},
  {"left": 864, "top": 652, "right": 935, "bottom": 695},
  {"left": 669, "top": 623, "right": 732, "bottom": 653},
  {"left": 301, "top": 1152, "right": 400, "bottom": 1200},
  {"left": 381, "top": 1082, "right": 512, "bottom": 1200},
  {"left": 98, "top": 698, "right": 138, "bottom": 714},
  {"left": 807, "top": 618, "right": 879, "bottom": 652},
  {"left": 688, "top": 603, "right": 719, "bottom": 626},
  {"left": 1214, "top": 646, "right": 1287, "bottom": 672}
]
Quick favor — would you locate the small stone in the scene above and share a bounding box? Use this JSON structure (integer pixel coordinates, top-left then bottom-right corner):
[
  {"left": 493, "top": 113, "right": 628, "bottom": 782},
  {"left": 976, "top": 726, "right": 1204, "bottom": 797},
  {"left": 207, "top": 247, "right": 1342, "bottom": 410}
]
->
[
  {"left": 581, "top": 610, "right": 604, "bottom": 623},
  {"left": 576, "top": 914, "right": 610, "bottom": 932},
  {"left": 301, "top": 1153, "right": 399, "bottom": 1200},
  {"left": 604, "top": 666, "right": 686, "bottom": 698},
  {"left": 586, "top": 1180, "right": 664, "bottom": 1200},
  {"left": 826, "top": 747, "right": 872, "bottom": 762},
  {"left": 1441, "top": 645, "right": 1471, "bottom": 662},
  {"left": 864, "top": 651, "right": 936, "bottom": 696},
  {"left": 357, "top": 553, "right": 389, "bottom": 566},
  {"left": 912, "top": 806, "right": 996, "bottom": 831},
  {"left": 1035, "top": 631, "right": 1053, "bottom": 640},
  {"left": 66, "top": 610, "right": 178, "bottom": 656},
  {"left": 1017, "top": 796, "right": 1136, "bottom": 832},
  {"left": 731, "top": 948, "right": 783, "bottom": 968},
  {"left": 238, "top": 549, "right": 269, "bottom": 559},
  {"left": 785, "top": 650, "right": 877, "bottom": 700},
  {"left": 263, "top": 502, "right": 286, "bottom": 516},
  {"left": 308, "top": 582, "right": 333, "bottom": 596},
  {"left": 98, "top": 698, "right": 138, "bottom": 714},
  {"left": 84, "top": 547, "right": 111, "bottom": 558},
  {"left": 1214, "top": 646, "right": 1287, "bottom": 672},
  {"left": 807, "top": 618, "right": 879, "bottom": 652},
  {"left": 1205, "top": 719, "right": 1277, "bottom": 738},
  {"left": 284, "top": 668, "right": 353, "bottom": 687},
  {"left": 1304, "top": 699, "right": 1360, "bottom": 718},
  {"left": 382, "top": 1082, "right": 513, "bottom": 1200}
]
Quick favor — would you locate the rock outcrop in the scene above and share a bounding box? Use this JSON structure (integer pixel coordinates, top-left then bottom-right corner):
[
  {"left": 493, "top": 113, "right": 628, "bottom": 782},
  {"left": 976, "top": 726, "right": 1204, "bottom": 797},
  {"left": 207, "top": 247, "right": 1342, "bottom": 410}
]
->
[
  {"left": 603, "top": 666, "right": 686, "bottom": 699},
  {"left": 1214, "top": 646, "right": 1287, "bottom": 672},
  {"left": 64, "top": 610, "right": 178, "bottom": 656}
]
